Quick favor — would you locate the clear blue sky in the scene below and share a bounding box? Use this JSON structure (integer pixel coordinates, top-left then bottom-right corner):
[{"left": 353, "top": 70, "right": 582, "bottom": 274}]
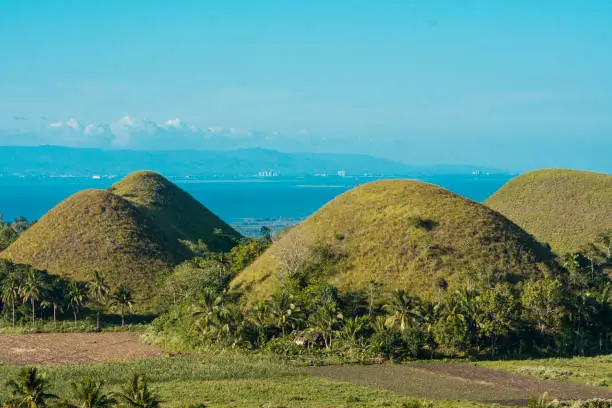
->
[{"left": 0, "top": 0, "right": 611, "bottom": 171}]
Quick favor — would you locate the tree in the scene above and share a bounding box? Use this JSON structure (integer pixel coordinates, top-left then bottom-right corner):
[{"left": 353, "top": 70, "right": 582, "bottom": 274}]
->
[
  {"left": 266, "top": 292, "right": 301, "bottom": 336},
  {"left": 1, "top": 270, "right": 21, "bottom": 327},
  {"left": 6, "top": 367, "right": 58, "bottom": 408},
  {"left": 70, "top": 375, "right": 116, "bottom": 408},
  {"left": 307, "top": 299, "right": 342, "bottom": 349},
  {"left": 112, "top": 284, "right": 134, "bottom": 327},
  {"left": 87, "top": 272, "right": 111, "bottom": 331},
  {"left": 0, "top": 226, "right": 18, "bottom": 251},
  {"left": 473, "top": 283, "right": 518, "bottom": 355},
  {"left": 46, "top": 277, "right": 67, "bottom": 328},
  {"left": 20, "top": 268, "right": 48, "bottom": 325},
  {"left": 384, "top": 289, "right": 420, "bottom": 332},
  {"left": 115, "top": 374, "right": 161, "bottom": 408},
  {"left": 596, "top": 230, "right": 612, "bottom": 260},
  {"left": 521, "top": 278, "right": 564, "bottom": 335},
  {"left": 67, "top": 282, "right": 86, "bottom": 328}
]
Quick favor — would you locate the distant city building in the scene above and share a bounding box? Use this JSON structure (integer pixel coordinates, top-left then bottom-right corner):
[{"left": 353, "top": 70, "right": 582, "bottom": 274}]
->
[
  {"left": 257, "top": 170, "right": 279, "bottom": 177},
  {"left": 92, "top": 175, "right": 101, "bottom": 180},
  {"left": 337, "top": 170, "right": 346, "bottom": 177}
]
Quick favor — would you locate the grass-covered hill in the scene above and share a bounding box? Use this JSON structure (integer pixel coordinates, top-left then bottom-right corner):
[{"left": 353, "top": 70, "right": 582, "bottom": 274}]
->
[
  {"left": 2, "top": 172, "right": 241, "bottom": 303},
  {"left": 485, "top": 169, "right": 612, "bottom": 254},
  {"left": 231, "top": 180, "right": 555, "bottom": 302},
  {"left": 108, "top": 171, "right": 239, "bottom": 253}
]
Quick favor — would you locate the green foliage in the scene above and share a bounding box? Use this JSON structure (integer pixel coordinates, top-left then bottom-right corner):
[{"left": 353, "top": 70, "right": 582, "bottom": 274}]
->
[
  {"left": 0, "top": 226, "right": 18, "bottom": 251},
  {"left": 70, "top": 376, "right": 116, "bottom": 408},
  {"left": 486, "top": 169, "right": 612, "bottom": 254},
  {"left": 5, "top": 367, "right": 58, "bottom": 408},
  {"left": 115, "top": 374, "right": 161, "bottom": 408}
]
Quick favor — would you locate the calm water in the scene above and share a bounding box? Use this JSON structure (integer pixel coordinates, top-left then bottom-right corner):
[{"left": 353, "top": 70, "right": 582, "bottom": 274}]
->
[{"left": 0, "top": 175, "right": 512, "bottom": 233}]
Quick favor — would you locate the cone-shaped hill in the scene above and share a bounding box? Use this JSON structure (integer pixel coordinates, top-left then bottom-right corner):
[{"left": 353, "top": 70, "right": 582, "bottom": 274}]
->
[
  {"left": 3, "top": 172, "right": 241, "bottom": 304},
  {"left": 485, "top": 169, "right": 612, "bottom": 254},
  {"left": 231, "top": 180, "right": 556, "bottom": 302},
  {"left": 108, "top": 171, "right": 239, "bottom": 252}
]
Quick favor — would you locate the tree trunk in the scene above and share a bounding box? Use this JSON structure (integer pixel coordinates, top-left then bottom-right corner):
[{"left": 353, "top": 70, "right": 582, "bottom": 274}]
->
[
  {"left": 96, "top": 309, "right": 101, "bottom": 331},
  {"left": 121, "top": 311, "right": 125, "bottom": 327},
  {"left": 53, "top": 305, "right": 57, "bottom": 328},
  {"left": 74, "top": 311, "right": 77, "bottom": 328},
  {"left": 31, "top": 298, "right": 35, "bottom": 325},
  {"left": 12, "top": 302, "right": 15, "bottom": 327}
]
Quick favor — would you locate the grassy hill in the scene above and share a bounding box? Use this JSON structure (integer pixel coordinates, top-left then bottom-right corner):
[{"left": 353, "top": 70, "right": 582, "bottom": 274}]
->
[
  {"left": 231, "top": 180, "right": 555, "bottom": 302},
  {"left": 485, "top": 169, "right": 612, "bottom": 254},
  {"left": 109, "top": 171, "right": 239, "bottom": 252},
  {"left": 2, "top": 172, "right": 242, "bottom": 304}
]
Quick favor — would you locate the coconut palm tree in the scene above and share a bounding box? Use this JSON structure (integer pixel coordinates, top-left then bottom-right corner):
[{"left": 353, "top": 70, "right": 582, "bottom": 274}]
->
[
  {"left": 67, "top": 282, "right": 86, "bottom": 329},
  {"left": 111, "top": 284, "right": 134, "bottom": 327},
  {"left": 115, "top": 374, "right": 160, "bottom": 408},
  {"left": 384, "top": 289, "right": 420, "bottom": 332},
  {"left": 5, "top": 367, "right": 58, "bottom": 408},
  {"left": 1, "top": 271, "right": 21, "bottom": 327},
  {"left": 87, "top": 272, "right": 111, "bottom": 331},
  {"left": 42, "top": 277, "right": 67, "bottom": 329},
  {"left": 20, "top": 268, "right": 48, "bottom": 325},
  {"left": 70, "top": 375, "right": 116, "bottom": 408}
]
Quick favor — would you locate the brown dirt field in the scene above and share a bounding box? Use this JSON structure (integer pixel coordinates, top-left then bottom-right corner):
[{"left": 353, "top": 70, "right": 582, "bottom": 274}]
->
[
  {"left": 0, "top": 332, "right": 162, "bottom": 366},
  {"left": 308, "top": 362, "right": 612, "bottom": 405}
]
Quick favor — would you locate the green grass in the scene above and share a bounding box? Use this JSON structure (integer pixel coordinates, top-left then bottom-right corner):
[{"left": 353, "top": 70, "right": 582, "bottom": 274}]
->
[
  {"left": 479, "top": 354, "right": 612, "bottom": 389},
  {"left": 485, "top": 169, "right": 612, "bottom": 254},
  {"left": 0, "top": 355, "right": 482, "bottom": 408},
  {"left": 1, "top": 171, "right": 241, "bottom": 306},
  {"left": 232, "top": 179, "right": 556, "bottom": 302}
]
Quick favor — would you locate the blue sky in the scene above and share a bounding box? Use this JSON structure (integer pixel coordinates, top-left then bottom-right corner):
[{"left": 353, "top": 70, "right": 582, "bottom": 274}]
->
[{"left": 0, "top": 1, "right": 611, "bottom": 171}]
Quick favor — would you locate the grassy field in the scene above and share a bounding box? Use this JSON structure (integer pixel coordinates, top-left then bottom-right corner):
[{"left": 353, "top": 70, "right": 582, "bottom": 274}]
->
[
  {"left": 233, "top": 179, "right": 556, "bottom": 302},
  {"left": 0, "top": 354, "right": 480, "bottom": 408},
  {"left": 480, "top": 354, "right": 612, "bottom": 390}
]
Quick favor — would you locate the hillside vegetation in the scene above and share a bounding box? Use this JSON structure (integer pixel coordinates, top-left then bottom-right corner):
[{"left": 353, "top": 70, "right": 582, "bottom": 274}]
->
[
  {"left": 232, "top": 180, "right": 555, "bottom": 302},
  {"left": 2, "top": 172, "right": 241, "bottom": 304},
  {"left": 485, "top": 169, "right": 612, "bottom": 254}
]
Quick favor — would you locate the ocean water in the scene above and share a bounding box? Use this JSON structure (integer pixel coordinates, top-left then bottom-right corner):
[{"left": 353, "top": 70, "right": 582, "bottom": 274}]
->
[{"left": 0, "top": 175, "right": 512, "bottom": 235}]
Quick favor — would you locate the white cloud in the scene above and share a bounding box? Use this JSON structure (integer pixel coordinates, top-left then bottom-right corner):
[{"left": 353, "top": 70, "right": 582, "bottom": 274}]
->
[{"left": 0, "top": 115, "right": 319, "bottom": 150}]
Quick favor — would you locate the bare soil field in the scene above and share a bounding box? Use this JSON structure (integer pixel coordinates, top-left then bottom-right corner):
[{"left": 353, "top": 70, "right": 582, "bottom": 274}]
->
[
  {"left": 308, "top": 362, "right": 612, "bottom": 405},
  {"left": 0, "top": 332, "right": 162, "bottom": 365}
]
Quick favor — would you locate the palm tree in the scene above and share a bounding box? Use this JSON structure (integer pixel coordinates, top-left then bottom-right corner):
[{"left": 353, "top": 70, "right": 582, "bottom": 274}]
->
[
  {"left": 115, "top": 374, "right": 160, "bottom": 408},
  {"left": 111, "top": 284, "right": 134, "bottom": 327},
  {"left": 1, "top": 271, "right": 21, "bottom": 327},
  {"left": 87, "top": 272, "right": 111, "bottom": 331},
  {"left": 42, "top": 277, "right": 67, "bottom": 329},
  {"left": 70, "top": 375, "right": 116, "bottom": 408},
  {"left": 67, "top": 282, "right": 86, "bottom": 329},
  {"left": 20, "top": 268, "right": 48, "bottom": 325},
  {"left": 384, "top": 289, "right": 420, "bottom": 332},
  {"left": 266, "top": 292, "right": 300, "bottom": 336},
  {"left": 6, "top": 367, "right": 58, "bottom": 408}
]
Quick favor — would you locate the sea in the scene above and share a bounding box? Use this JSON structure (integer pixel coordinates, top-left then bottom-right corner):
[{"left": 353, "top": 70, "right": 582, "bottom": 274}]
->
[{"left": 0, "top": 174, "right": 512, "bottom": 237}]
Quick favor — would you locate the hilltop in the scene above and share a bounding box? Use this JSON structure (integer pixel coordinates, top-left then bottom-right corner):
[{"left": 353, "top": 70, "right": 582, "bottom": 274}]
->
[
  {"left": 2, "top": 172, "right": 241, "bottom": 303},
  {"left": 485, "top": 169, "right": 612, "bottom": 254},
  {"left": 109, "top": 171, "right": 238, "bottom": 252},
  {"left": 231, "top": 180, "right": 555, "bottom": 301}
]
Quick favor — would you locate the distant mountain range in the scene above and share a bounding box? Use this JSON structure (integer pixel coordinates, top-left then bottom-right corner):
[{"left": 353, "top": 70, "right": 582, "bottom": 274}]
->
[{"left": 0, "top": 146, "right": 506, "bottom": 178}]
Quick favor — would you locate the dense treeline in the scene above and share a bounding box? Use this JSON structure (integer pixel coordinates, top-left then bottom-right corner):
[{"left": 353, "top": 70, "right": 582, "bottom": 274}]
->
[
  {"left": 146, "top": 230, "right": 612, "bottom": 359},
  {"left": 0, "top": 259, "right": 136, "bottom": 330}
]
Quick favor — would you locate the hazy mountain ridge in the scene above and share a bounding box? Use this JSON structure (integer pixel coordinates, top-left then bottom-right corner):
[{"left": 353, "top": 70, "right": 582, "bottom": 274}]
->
[{"left": 0, "top": 146, "right": 504, "bottom": 178}]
